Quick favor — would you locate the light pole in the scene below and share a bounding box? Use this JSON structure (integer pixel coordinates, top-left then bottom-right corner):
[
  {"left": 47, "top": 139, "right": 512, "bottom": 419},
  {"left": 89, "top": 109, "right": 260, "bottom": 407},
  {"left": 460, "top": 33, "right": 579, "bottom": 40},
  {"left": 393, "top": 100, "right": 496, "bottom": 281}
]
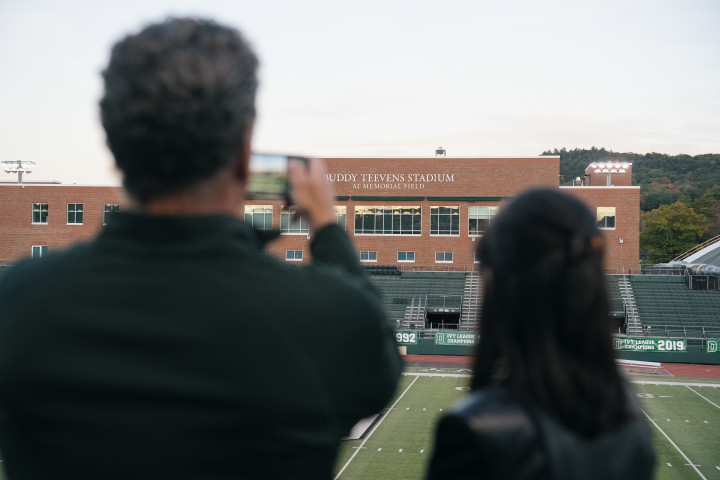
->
[
  {"left": 2, "top": 160, "right": 36, "bottom": 185},
  {"left": 619, "top": 237, "right": 624, "bottom": 274},
  {"left": 590, "top": 162, "right": 628, "bottom": 186}
]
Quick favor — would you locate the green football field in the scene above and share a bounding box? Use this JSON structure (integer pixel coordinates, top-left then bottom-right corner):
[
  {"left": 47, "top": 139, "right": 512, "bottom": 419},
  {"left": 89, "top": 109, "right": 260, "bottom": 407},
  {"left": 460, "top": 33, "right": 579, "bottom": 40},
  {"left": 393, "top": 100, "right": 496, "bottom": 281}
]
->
[
  {"left": 0, "top": 370, "right": 716, "bottom": 479},
  {"left": 333, "top": 370, "right": 720, "bottom": 480}
]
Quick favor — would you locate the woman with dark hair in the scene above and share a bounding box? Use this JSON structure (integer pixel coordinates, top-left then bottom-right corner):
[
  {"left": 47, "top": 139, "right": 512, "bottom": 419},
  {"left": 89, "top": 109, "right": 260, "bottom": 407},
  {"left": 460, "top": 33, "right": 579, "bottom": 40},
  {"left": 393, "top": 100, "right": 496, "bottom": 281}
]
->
[{"left": 427, "top": 188, "right": 655, "bottom": 480}]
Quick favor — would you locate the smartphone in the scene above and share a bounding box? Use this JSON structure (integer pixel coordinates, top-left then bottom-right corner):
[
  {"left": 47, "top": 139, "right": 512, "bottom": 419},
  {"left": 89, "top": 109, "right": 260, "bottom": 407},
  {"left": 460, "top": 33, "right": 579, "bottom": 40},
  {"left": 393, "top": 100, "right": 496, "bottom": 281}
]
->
[{"left": 246, "top": 153, "right": 308, "bottom": 201}]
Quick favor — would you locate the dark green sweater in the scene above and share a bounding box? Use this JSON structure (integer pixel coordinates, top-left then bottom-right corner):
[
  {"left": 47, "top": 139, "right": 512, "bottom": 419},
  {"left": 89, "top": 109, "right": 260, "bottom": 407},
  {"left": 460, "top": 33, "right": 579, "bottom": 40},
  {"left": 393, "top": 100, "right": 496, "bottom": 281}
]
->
[{"left": 0, "top": 213, "right": 401, "bottom": 479}]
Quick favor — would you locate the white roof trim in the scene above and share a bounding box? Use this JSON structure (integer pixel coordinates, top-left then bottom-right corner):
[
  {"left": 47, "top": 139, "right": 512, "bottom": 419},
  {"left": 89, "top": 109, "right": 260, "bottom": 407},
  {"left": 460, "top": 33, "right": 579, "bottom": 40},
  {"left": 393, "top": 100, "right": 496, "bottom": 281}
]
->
[{"left": 559, "top": 186, "right": 640, "bottom": 189}]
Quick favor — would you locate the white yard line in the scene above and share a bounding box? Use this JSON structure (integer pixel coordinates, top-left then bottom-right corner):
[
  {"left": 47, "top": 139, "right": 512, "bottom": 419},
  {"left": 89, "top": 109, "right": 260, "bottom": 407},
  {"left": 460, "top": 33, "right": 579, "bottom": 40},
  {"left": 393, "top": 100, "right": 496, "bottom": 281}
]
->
[
  {"left": 641, "top": 409, "right": 706, "bottom": 480},
  {"left": 685, "top": 386, "right": 720, "bottom": 410},
  {"left": 402, "top": 372, "right": 471, "bottom": 378},
  {"left": 634, "top": 381, "right": 720, "bottom": 388},
  {"left": 334, "top": 375, "right": 420, "bottom": 479}
]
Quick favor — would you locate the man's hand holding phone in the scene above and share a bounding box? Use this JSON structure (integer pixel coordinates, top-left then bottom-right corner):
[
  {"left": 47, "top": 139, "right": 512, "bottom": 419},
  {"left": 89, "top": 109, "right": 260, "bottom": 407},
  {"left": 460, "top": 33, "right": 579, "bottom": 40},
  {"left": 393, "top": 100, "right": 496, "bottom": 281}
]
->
[{"left": 288, "top": 158, "right": 337, "bottom": 235}]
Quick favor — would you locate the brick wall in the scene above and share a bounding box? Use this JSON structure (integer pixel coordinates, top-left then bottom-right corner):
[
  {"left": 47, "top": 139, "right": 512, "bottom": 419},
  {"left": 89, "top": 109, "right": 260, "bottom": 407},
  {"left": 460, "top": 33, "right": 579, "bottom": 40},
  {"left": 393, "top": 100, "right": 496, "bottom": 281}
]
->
[
  {"left": 0, "top": 157, "right": 638, "bottom": 273},
  {"left": 0, "top": 185, "right": 127, "bottom": 263},
  {"left": 561, "top": 186, "right": 640, "bottom": 273}
]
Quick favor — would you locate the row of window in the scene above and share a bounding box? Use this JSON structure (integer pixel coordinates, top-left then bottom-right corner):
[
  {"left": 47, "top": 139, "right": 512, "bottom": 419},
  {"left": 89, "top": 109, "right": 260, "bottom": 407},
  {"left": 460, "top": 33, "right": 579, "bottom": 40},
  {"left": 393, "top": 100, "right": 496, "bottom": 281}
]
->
[
  {"left": 247, "top": 204, "right": 618, "bottom": 234},
  {"left": 29, "top": 244, "right": 470, "bottom": 264},
  {"left": 288, "top": 250, "right": 477, "bottom": 264},
  {"left": 246, "top": 205, "right": 501, "bottom": 235},
  {"left": 360, "top": 251, "right": 468, "bottom": 263},
  {"left": 31, "top": 203, "right": 120, "bottom": 225}
]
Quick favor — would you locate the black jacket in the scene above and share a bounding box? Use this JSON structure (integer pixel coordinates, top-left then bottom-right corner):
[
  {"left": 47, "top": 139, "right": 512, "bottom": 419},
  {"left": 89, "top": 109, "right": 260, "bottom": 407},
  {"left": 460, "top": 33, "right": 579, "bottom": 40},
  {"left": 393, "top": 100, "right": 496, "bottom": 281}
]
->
[
  {"left": 428, "top": 382, "right": 655, "bottom": 480},
  {"left": 0, "top": 213, "right": 402, "bottom": 480}
]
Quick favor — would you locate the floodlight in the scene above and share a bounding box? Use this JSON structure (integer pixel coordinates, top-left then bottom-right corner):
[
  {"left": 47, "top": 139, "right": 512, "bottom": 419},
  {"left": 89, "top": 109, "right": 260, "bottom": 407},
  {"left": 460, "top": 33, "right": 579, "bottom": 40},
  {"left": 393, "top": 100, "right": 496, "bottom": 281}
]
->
[
  {"left": 610, "top": 169, "right": 618, "bottom": 173},
  {"left": 1, "top": 160, "right": 36, "bottom": 184}
]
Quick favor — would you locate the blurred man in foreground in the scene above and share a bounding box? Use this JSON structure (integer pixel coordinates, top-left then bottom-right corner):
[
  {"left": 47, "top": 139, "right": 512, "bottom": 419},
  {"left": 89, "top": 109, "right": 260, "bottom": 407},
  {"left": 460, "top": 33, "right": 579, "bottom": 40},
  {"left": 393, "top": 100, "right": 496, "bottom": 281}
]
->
[{"left": 0, "top": 18, "right": 401, "bottom": 480}]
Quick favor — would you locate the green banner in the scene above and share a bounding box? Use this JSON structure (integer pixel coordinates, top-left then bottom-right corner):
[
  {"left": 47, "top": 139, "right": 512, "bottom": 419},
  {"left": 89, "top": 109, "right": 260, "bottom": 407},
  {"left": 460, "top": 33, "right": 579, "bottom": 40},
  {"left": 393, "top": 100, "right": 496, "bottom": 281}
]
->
[
  {"left": 707, "top": 339, "right": 720, "bottom": 354},
  {"left": 395, "top": 331, "right": 419, "bottom": 345},
  {"left": 435, "top": 332, "right": 478, "bottom": 346},
  {"left": 613, "top": 337, "right": 687, "bottom": 352}
]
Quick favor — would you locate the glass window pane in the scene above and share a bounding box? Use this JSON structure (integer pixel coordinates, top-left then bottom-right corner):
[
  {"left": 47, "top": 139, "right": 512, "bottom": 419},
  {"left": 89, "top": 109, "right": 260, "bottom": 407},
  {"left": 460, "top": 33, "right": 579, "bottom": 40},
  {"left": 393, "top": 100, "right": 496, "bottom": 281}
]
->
[
  {"left": 436, "top": 252, "right": 443, "bottom": 262},
  {"left": 76, "top": 211, "right": 83, "bottom": 223},
  {"left": 430, "top": 215, "right": 438, "bottom": 234},
  {"left": 398, "top": 252, "right": 406, "bottom": 261},
  {"left": 607, "top": 215, "right": 615, "bottom": 228},
  {"left": 447, "top": 253, "right": 453, "bottom": 261},
  {"left": 363, "top": 213, "right": 375, "bottom": 232},
  {"left": 408, "top": 252, "right": 415, "bottom": 261}
]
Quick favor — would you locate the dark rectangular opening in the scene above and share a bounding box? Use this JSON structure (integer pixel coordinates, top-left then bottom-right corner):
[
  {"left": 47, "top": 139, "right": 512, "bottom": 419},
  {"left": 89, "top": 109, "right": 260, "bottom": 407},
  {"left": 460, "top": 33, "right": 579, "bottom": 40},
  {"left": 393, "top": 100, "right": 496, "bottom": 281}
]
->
[{"left": 426, "top": 312, "right": 460, "bottom": 329}]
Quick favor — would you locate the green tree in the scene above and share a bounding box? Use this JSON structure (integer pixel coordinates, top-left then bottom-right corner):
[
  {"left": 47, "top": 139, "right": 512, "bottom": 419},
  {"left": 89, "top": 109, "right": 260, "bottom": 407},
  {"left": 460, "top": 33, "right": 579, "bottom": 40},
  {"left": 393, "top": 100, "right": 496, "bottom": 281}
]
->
[{"left": 640, "top": 202, "right": 707, "bottom": 264}]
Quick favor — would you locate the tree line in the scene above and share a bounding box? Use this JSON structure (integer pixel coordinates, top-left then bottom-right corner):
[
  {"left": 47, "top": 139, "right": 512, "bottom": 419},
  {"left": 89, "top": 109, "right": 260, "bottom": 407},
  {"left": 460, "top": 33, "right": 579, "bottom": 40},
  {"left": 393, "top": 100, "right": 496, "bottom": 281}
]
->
[{"left": 541, "top": 147, "right": 720, "bottom": 264}]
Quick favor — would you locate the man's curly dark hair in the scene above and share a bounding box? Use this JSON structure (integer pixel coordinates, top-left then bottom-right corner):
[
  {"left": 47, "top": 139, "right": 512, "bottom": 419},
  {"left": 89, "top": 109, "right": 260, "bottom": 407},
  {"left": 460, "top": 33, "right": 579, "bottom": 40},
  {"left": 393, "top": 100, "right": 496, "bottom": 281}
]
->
[{"left": 100, "top": 18, "right": 259, "bottom": 202}]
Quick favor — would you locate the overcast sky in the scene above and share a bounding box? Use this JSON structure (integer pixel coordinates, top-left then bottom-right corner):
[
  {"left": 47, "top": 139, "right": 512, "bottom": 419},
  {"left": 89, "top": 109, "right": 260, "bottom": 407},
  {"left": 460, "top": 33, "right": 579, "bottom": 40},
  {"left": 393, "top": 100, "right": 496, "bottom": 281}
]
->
[{"left": 1, "top": 0, "right": 718, "bottom": 185}]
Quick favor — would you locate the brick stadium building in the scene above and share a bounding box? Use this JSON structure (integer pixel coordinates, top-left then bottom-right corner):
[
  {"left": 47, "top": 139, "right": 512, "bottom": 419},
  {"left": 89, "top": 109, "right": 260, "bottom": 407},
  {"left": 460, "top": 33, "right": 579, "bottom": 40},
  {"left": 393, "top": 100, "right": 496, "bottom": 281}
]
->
[{"left": 0, "top": 156, "right": 639, "bottom": 273}]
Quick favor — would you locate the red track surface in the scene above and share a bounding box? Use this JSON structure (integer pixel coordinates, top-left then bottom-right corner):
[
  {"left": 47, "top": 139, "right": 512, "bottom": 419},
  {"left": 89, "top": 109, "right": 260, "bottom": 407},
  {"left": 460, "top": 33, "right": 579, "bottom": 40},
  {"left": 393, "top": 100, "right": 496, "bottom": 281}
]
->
[
  {"left": 403, "top": 355, "right": 720, "bottom": 379},
  {"left": 661, "top": 363, "right": 720, "bottom": 379},
  {"left": 403, "top": 355, "right": 472, "bottom": 365}
]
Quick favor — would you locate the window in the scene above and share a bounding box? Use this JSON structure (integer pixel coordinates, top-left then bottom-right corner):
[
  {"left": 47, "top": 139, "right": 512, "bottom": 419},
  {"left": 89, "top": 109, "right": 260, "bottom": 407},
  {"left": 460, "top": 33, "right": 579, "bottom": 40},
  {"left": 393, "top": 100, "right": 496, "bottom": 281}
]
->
[
  {"left": 31, "top": 245, "right": 48, "bottom": 258},
  {"left": 286, "top": 250, "right": 303, "bottom": 261},
  {"left": 597, "top": 207, "right": 616, "bottom": 229},
  {"left": 430, "top": 206, "right": 459, "bottom": 235},
  {"left": 103, "top": 204, "right": 120, "bottom": 225},
  {"left": 360, "top": 251, "right": 377, "bottom": 262},
  {"left": 244, "top": 205, "right": 273, "bottom": 230},
  {"left": 67, "top": 203, "right": 83, "bottom": 224},
  {"left": 397, "top": 251, "right": 415, "bottom": 262},
  {"left": 281, "top": 207, "right": 309, "bottom": 234},
  {"left": 474, "top": 252, "right": 480, "bottom": 263},
  {"left": 468, "top": 206, "right": 499, "bottom": 236},
  {"left": 335, "top": 206, "right": 347, "bottom": 230},
  {"left": 435, "top": 252, "right": 453, "bottom": 263},
  {"left": 32, "top": 203, "right": 48, "bottom": 224},
  {"left": 354, "top": 206, "right": 421, "bottom": 235}
]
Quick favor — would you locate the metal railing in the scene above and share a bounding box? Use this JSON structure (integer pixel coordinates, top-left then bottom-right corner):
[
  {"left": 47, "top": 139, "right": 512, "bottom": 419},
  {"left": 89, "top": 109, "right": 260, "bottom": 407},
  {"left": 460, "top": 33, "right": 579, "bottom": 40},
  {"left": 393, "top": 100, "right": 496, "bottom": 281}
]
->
[{"left": 672, "top": 234, "right": 720, "bottom": 262}]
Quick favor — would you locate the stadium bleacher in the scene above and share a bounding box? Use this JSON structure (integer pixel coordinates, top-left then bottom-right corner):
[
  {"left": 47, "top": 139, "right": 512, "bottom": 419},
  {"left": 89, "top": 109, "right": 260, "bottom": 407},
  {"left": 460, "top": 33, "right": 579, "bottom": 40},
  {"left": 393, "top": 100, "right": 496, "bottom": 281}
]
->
[
  {"left": 368, "top": 271, "right": 466, "bottom": 331},
  {"left": 630, "top": 275, "right": 720, "bottom": 339}
]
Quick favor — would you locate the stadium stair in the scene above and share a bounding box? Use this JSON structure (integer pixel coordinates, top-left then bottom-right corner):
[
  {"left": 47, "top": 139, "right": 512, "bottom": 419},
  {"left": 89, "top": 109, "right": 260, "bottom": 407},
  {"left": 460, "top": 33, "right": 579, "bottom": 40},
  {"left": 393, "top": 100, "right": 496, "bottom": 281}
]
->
[
  {"left": 617, "top": 275, "right": 642, "bottom": 335},
  {"left": 461, "top": 272, "right": 482, "bottom": 331}
]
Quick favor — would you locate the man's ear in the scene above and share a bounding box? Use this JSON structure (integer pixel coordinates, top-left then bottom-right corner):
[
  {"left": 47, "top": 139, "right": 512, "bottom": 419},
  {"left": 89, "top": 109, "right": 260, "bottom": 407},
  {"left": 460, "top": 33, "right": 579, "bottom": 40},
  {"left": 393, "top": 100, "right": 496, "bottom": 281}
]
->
[{"left": 234, "top": 124, "right": 253, "bottom": 182}]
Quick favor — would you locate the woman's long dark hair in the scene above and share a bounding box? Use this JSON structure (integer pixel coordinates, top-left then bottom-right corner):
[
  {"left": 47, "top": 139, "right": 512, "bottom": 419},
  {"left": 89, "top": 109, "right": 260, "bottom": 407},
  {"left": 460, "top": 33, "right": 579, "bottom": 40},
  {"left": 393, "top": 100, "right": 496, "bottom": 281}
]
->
[{"left": 472, "top": 188, "right": 630, "bottom": 437}]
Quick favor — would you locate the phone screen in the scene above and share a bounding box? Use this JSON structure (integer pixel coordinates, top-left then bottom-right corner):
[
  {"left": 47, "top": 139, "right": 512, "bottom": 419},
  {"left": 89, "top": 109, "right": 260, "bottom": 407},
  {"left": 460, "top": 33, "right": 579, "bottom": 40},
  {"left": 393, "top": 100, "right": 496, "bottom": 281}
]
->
[
  {"left": 246, "top": 154, "right": 286, "bottom": 200},
  {"left": 247, "top": 153, "right": 309, "bottom": 200}
]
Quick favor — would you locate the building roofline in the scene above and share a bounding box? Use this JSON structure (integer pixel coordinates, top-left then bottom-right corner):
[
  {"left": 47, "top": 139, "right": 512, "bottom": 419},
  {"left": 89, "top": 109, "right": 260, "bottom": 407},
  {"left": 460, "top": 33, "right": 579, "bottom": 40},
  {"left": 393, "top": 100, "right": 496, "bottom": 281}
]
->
[
  {"left": 0, "top": 183, "right": 122, "bottom": 188},
  {"left": 319, "top": 156, "right": 559, "bottom": 159},
  {"left": 559, "top": 186, "right": 640, "bottom": 189}
]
